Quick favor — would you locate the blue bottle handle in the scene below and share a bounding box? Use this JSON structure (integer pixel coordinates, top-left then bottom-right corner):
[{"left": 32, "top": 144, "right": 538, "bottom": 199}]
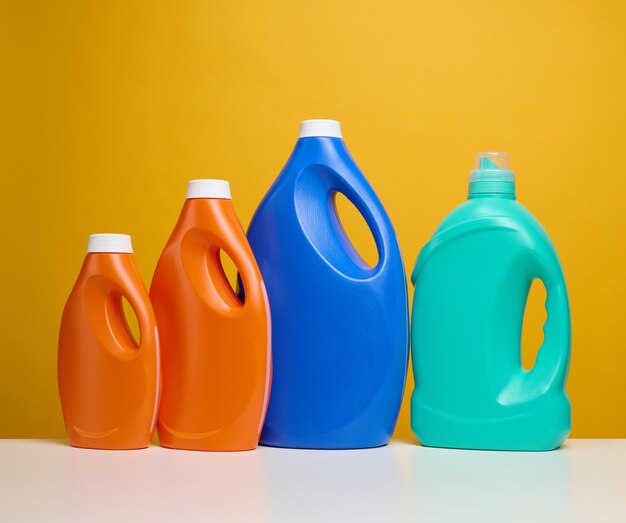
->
[
  {"left": 300, "top": 163, "right": 392, "bottom": 278},
  {"left": 336, "top": 174, "right": 388, "bottom": 266}
]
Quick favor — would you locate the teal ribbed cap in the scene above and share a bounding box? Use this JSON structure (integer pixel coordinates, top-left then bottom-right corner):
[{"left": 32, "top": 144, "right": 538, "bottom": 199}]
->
[
  {"left": 470, "top": 152, "right": 515, "bottom": 183},
  {"left": 469, "top": 152, "right": 516, "bottom": 198}
]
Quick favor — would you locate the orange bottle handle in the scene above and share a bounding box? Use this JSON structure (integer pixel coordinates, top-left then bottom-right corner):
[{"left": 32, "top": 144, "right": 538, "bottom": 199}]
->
[
  {"left": 85, "top": 256, "right": 155, "bottom": 359},
  {"left": 218, "top": 223, "right": 263, "bottom": 311},
  {"left": 182, "top": 219, "right": 262, "bottom": 316},
  {"left": 111, "top": 264, "right": 155, "bottom": 352}
]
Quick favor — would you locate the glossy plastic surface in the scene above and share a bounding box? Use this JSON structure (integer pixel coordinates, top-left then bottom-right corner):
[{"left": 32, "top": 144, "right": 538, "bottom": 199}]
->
[
  {"left": 150, "top": 197, "right": 271, "bottom": 451},
  {"left": 247, "top": 134, "right": 409, "bottom": 449},
  {"left": 411, "top": 188, "right": 571, "bottom": 451},
  {"left": 58, "top": 253, "right": 160, "bottom": 450}
]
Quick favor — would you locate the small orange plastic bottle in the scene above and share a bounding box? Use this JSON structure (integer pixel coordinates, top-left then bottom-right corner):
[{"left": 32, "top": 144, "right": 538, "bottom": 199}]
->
[
  {"left": 58, "top": 234, "right": 161, "bottom": 450},
  {"left": 150, "top": 180, "right": 272, "bottom": 451}
]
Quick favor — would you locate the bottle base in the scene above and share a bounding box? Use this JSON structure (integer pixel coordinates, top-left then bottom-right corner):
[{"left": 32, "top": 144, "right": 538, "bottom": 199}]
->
[
  {"left": 68, "top": 441, "right": 151, "bottom": 451},
  {"left": 159, "top": 442, "right": 258, "bottom": 452},
  {"left": 412, "top": 398, "right": 571, "bottom": 452},
  {"left": 157, "top": 423, "right": 259, "bottom": 452},
  {"left": 259, "top": 440, "right": 389, "bottom": 451},
  {"left": 259, "top": 428, "right": 392, "bottom": 450}
]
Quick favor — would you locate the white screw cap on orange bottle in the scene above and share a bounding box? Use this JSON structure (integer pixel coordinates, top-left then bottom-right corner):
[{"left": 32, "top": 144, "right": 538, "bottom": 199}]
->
[
  {"left": 298, "top": 119, "right": 343, "bottom": 138},
  {"left": 186, "top": 179, "right": 232, "bottom": 200},
  {"left": 86, "top": 234, "right": 133, "bottom": 253}
]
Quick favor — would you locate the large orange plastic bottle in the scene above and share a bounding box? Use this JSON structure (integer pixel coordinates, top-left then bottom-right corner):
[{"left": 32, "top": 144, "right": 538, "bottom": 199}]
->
[
  {"left": 150, "top": 179, "right": 272, "bottom": 451},
  {"left": 58, "top": 234, "right": 161, "bottom": 450}
]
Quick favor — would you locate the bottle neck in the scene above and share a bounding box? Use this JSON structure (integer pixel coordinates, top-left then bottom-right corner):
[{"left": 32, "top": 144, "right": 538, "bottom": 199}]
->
[{"left": 468, "top": 180, "right": 516, "bottom": 200}]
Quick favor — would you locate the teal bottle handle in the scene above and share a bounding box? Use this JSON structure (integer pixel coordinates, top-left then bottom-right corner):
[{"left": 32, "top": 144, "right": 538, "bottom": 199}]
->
[
  {"left": 526, "top": 251, "right": 571, "bottom": 392},
  {"left": 500, "top": 248, "right": 571, "bottom": 404}
]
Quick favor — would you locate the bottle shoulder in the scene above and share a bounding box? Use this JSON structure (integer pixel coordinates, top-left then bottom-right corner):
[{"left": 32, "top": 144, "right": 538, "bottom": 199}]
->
[
  {"left": 435, "top": 198, "right": 550, "bottom": 242},
  {"left": 254, "top": 138, "right": 367, "bottom": 198},
  {"left": 412, "top": 198, "right": 560, "bottom": 284},
  {"left": 161, "top": 199, "right": 243, "bottom": 244},
  {"left": 411, "top": 198, "right": 561, "bottom": 283},
  {"left": 249, "top": 137, "right": 372, "bottom": 231},
  {"left": 78, "top": 253, "right": 142, "bottom": 285}
]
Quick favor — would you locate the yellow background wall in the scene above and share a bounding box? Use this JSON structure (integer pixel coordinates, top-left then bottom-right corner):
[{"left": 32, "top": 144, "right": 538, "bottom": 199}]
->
[{"left": 1, "top": 1, "right": 625, "bottom": 439}]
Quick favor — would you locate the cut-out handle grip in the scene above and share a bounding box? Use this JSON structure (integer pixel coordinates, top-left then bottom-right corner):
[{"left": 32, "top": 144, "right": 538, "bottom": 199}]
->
[
  {"left": 184, "top": 220, "right": 260, "bottom": 315},
  {"left": 219, "top": 234, "right": 260, "bottom": 309},
  {"left": 526, "top": 252, "right": 571, "bottom": 391},
  {"left": 331, "top": 173, "right": 389, "bottom": 273},
  {"left": 294, "top": 160, "right": 397, "bottom": 280},
  {"left": 503, "top": 249, "right": 571, "bottom": 402},
  {"left": 84, "top": 256, "right": 154, "bottom": 359},
  {"left": 109, "top": 264, "right": 153, "bottom": 355}
]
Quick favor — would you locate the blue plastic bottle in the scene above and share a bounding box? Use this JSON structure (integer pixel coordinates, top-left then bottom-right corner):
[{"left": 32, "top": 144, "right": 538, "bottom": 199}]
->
[
  {"left": 247, "top": 119, "right": 409, "bottom": 449},
  {"left": 411, "top": 152, "right": 571, "bottom": 451}
]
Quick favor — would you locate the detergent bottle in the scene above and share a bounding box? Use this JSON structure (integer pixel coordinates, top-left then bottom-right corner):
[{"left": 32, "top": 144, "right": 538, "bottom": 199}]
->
[
  {"left": 411, "top": 152, "right": 571, "bottom": 451},
  {"left": 150, "top": 180, "right": 271, "bottom": 451},
  {"left": 247, "top": 120, "right": 409, "bottom": 449},
  {"left": 58, "top": 234, "right": 160, "bottom": 450}
]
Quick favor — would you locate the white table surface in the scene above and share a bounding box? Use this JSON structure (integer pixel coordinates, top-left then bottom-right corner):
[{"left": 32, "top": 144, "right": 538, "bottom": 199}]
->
[{"left": 0, "top": 439, "right": 624, "bottom": 522}]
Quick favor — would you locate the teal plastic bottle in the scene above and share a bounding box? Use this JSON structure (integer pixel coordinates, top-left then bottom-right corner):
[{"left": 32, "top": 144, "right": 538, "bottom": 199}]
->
[{"left": 411, "top": 152, "right": 571, "bottom": 451}]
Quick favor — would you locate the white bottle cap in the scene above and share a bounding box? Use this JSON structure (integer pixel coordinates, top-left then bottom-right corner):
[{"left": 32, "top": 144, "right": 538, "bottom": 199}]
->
[
  {"left": 186, "top": 179, "right": 232, "bottom": 199},
  {"left": 298, "top": 119, "right": 342, "bottom": 138},
  {"left": 87, "top": 234, "right": 133, "bottom": 253}
]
